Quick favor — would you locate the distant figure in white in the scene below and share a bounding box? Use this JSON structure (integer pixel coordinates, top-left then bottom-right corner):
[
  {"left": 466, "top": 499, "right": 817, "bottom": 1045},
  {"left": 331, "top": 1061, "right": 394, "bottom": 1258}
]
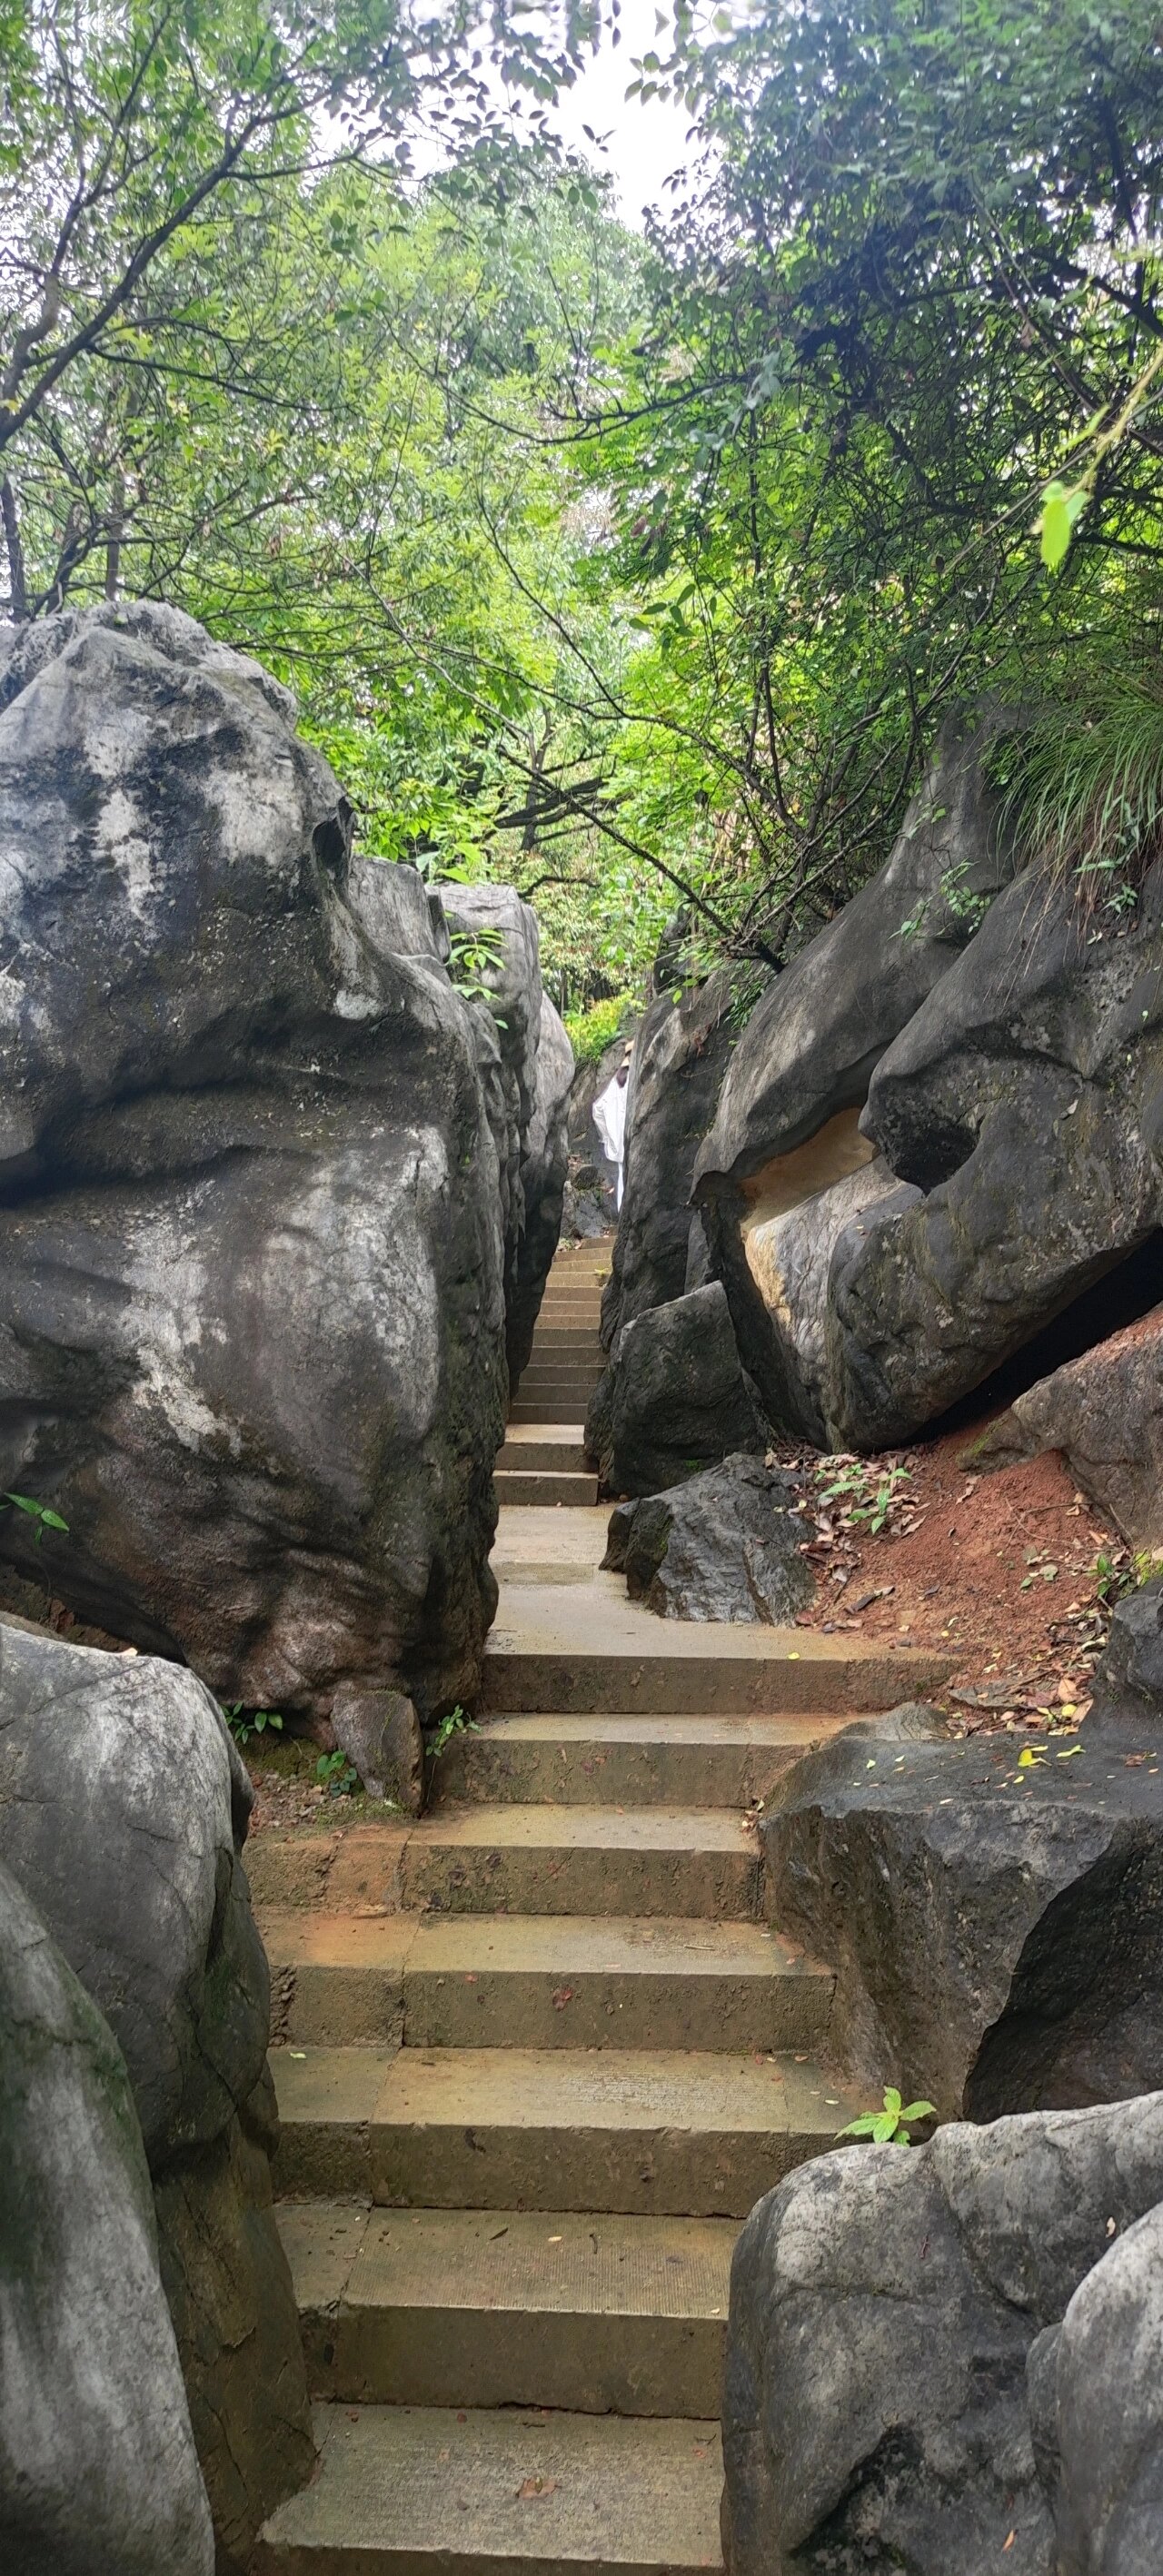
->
[{"left": 591, "top": 1049, "right": 632, "bottom": 1210}]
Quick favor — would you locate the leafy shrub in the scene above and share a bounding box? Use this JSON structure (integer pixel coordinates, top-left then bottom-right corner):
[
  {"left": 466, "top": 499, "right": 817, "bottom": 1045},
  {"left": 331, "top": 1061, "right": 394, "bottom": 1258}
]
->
[
  {"left": 999, "top": 667, "right": 1163, "bottom": 918},
  {"left": 563, "top": 992, "right": 637, "bottom": 1062},
  {"left": 222, "top": 1703, "right": 283, "bottom": 1748}
]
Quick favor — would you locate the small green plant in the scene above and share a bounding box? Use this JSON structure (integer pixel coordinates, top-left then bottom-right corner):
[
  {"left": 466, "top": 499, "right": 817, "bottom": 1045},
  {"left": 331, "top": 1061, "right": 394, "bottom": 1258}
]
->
[
  {"left": 315, "top": 1749, "right": 358, "bottom": 1795},
  {"left": 838, "top": 2086, "right": 937, "bottom": 2147},
  {"left": 0, "top": 1491, "right": 69, "bottom": 1543},
  {"left": 424, "top": 1704, "right": 479, "bottom": 1760},
  {"left": 1093, "top": 1546, "right": 1163, "bottom": 1606},
  {"left": 222, "top": 1703, "right": 283, "bottom": 1748},
  {"left": 815, "top": 1458, "right": 912, "bottom": 1535},
  {"left": 448, "top": 922, "right": 508, "bottom": 1008}
]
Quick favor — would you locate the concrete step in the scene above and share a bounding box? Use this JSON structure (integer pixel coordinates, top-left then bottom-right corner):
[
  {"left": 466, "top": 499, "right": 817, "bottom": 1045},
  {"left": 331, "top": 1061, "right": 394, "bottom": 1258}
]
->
[
  {"left": 397, "top": 1803, "right": 760, "bottom": 1920},
  {"left": 499, "top": 1435, "right": 589, "bottom": 1471},
  {"left": 263, "top": 1908, "right": 831, "bottom": 2054},
  {"left": 515, "top": 1372, "right": 604, "bottom": 1399},
  {"left": 510, "top": 1412, "right": 601, "bottom": 1432},
  {"left": 528, "top": 1329, "right": 604, "bottom": 1354},
  {"left": 429, "top": 1709, "right": 850, "bottom": 1808},
  {"left": 280, "top": 2202, "right": 737, "bottom": 2414},
  {"left": 272, "top": 2043, "right": 858, "bottom": 2213},
  {"left": 482, "top": 1587, "right": 953, "bottom": 1715},
  {"left": 407, "top": 1914, "right": 832, "bottom": 2051},
  {"left": 255, "top": 2403, "right": 723, "bottom": 2575},
  {"left": 494, "top": 1471, "right": 601, "bottom": 1507}
]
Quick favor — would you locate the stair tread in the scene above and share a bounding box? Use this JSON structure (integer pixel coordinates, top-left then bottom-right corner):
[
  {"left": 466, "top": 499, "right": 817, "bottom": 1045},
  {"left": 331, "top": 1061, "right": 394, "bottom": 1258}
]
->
[
  {"left": 273, "top": 2041, "right": 855, "bottom": 2134},
  {"left": 256, "top": 2403, "right": 722, "bottom": 2571},
  {"left": 404, "top": 1803, "right": 753, "bottom": 1853},
  {"left": 262, "top": 1908, "right": 823, "bottom": 1981},
  {"left": 462, "top": 1711, "right": 853, "bottom": 1742},
  {"left": 279, "top": 2202, "right": 737, "bottom": 2321}
]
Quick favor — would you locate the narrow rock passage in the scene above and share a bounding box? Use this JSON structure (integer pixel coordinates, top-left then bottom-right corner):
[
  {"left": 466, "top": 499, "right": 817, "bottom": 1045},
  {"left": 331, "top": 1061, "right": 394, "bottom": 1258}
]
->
[{"left": 255, "top": 1240, "right": 949, "bottom": 2574}]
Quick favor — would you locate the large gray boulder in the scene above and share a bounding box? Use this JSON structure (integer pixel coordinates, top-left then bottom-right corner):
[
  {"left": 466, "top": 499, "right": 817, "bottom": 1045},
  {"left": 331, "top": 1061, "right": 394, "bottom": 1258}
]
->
[
  {"left": 0, "top": 1622, "right": 313, "bottom": 2566},
  {"left": 722, "top": 2093, "right": 1163, "bottom": 2576},
  {"left": 0, "top": 1859, "right": 214, "bottom": 2576},
  {"left": 997, "top": 1306, "right": 1163, "bottom": 1551},
  {"left": 760, "top": 1594, "right": 1163, "bottom": 2121},
  {"left": 825, "top": 853, "right": 1163, "bottom": 1447},
  {"left": 693, "top": 720, "right": 1019, "bottom": 1432},
  {"left": 0, "top": 601, "right": 507, "bottom": 1718},
  {"left": 603, "top": 1453, "right": 811, "bottom": 1622},
  {"left": 594, "top": 1282, "right": 769, "bottom": 1495}
]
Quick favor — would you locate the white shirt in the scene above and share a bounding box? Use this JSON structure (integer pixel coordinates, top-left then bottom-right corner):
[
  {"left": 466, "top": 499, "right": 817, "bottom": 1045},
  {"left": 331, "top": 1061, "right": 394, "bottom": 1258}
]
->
[{"left": 592, "top": 1073, "right": 629, "bottom": 1207}]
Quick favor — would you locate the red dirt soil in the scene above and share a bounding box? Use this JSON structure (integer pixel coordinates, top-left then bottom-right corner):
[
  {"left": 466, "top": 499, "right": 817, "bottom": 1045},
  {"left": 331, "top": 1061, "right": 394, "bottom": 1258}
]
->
[{"left": 788, "top": 1421, "right": 1127, "bottom": 1722}]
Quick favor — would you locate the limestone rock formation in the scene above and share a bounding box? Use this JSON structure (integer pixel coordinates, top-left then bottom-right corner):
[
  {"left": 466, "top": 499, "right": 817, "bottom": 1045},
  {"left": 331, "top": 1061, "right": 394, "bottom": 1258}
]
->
[
  {"left": 331, "top": 1680, "right": 423, "bottom": 1808},
  {"left": 721, "top": 2092, "right": 1163, "bottom": 2576},
  {"left": 0, "top": 599, "right": 508, "bottom": 1717},
  {"left": 602, "top": 966, "right": 735, "bottom": 1346},
  {"left": 992, "top": 1306, "right": 1163, "bottom": 1550},
  {"left": 438, "top": 881, "right": 572, "bottom": 1383},
  {"left": 603, "top": 1453, "right": 811, "bottom": 1622},
  {"left": 0, "top": 1622, "right": 313, "bottom": 2565},
  {"left": 0, "top": 1858, "right": 214, "bottom": 2576},
  {"left": 760, "top": 1630, "right": 1163, "bottom": 2120},
  {"left": 825, "top": 854, "right": 1163, "bottom": 1447},
  {"left": 694, "top": 718, "right": 1019, "bottom": 1432},
  {"left": 593, "top": 1282, "right": 769, "bottom": 1495}
]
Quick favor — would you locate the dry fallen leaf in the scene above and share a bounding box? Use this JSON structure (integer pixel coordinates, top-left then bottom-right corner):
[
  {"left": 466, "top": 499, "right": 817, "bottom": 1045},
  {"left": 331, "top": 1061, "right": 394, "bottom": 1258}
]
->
[
  {"left": 517, "top": 2477, "right": 558, "bottom": 2502},
  {"left": 1003, "top": 2535, "right": 1015, "bottom": 2553}
]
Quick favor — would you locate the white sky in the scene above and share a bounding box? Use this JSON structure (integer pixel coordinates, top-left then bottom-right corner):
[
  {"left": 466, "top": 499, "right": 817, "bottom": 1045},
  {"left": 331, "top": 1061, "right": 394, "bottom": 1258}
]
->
[{"left": 547, "top": 1, "right": 702, "bottom": 228}]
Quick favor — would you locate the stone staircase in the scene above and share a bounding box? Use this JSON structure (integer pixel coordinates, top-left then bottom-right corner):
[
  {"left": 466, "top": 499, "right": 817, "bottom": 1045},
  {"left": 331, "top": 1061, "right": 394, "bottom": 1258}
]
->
[
  {"left": 254, "top": 1245, "right": 949, "bottom": 2574},
  {"left": 500, "top": 1241, "right": 608, "bottom": 1501}
]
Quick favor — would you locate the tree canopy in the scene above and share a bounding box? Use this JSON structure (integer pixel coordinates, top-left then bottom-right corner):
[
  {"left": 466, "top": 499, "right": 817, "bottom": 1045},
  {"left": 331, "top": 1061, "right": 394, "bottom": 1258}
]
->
[{"left": 4, "top": 0, "right": 1163, "bottom": 1006}]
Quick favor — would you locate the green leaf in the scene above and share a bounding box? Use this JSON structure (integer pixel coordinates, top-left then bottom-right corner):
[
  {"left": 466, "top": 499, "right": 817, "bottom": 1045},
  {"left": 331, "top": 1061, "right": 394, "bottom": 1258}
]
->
[
  {"left": 871, "top": 2110, "right": 900, "bottom": 2142},
  {"left": 882, "top": 2086, "right": 902, "bottom": 2117},
  {"left": 836, "top": 2113, "right": 880, "bottom": 2138},
  {"left": 900, "top": 2100, "right": 936, "bottom": 2124}
]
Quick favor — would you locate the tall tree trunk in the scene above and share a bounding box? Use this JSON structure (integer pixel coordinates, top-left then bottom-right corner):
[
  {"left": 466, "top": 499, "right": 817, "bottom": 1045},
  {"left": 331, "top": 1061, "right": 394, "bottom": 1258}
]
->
[{"left": 1, "top": 475, "right": 27, "bottom": 621}]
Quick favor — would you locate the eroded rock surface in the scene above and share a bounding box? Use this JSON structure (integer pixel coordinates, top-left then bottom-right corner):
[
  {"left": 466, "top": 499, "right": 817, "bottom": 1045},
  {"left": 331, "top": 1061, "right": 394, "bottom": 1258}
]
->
[
  {"left": 0, "top": 600, "right": 507, "bottom": 1716},
  {"left": 722, "top": 2093, "right": 1163, "bottom": 2576},
  {"left": 0, "top": 1622, "right": 313, "bottom": 2565},
  {"left": 1002, "top": 1306, "right": 1163, "bottom": 1550},
  {"left": 603, "top": 1453, "right": 811, "bottom": 1622},
  {"left": 0, "top": 1859, "right": 214, "bottom": 2576},
  {"left": 593, "top": 1282, "right": 768, "bottom": 1495},
  {"left": 825, "top": 857, "right": 1163, "bottom": 1446},
  {"left": 761, "top": 1595, "right": 1163, "bottom": 2121},
  {"left": 696, "top": 719, "right": 1019, "bottom": 1429}
]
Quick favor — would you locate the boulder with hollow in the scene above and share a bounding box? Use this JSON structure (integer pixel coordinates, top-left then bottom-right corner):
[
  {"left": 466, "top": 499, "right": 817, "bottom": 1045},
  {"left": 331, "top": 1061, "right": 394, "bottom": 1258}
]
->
[
  {"left": 695, "top": 718, "right": 1019, "bottom": 1431},
  {"left": 825, "top": 857, "right": 1163, "bottom": 1447}
]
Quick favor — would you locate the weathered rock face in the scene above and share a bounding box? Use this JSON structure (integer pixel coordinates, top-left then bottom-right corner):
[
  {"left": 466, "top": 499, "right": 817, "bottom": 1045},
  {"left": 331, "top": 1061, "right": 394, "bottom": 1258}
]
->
[
  {"left": 695, "top": 720, "right": 1019, "bottom": 1430},
  {"left": 760, "top": 1630, "right": 1163, "bottom": 2122},
  {"left": 601, "top": 967, "right": 736, "bottom": 1350},
  {"left": 1001, "top": 1306, "right": 1163, "bottom": 1550},
  {"left": 0, "top": 1623, "right": 313, "bottom": 2564},
  {"left": 438, "top": 882, "right": 572, "bottom": 1382},
  {"left": 591, "top": 1282, "right": 769, "bottom": 1495},
  {"left": 331, "top": 1680, "right": 423, "bottom": 1809},
  {"left": 0, "top": 600, "right": 507, "bottom": 1717},
  {"left": 825, "top": 856, "right": 1163, "bottom": 1447},
  {"left": 603, "top": 1453, "right": 811, "bottom": 1622},
  {"left": 509, "top": 996, "right": 574, "bottom": 1381},
  {"left": 0, "top": 1858, "right": 214, "bottom": 2575},
  {"left": 722, "top": 2092, "right": 1163, "bottom": 2576}
]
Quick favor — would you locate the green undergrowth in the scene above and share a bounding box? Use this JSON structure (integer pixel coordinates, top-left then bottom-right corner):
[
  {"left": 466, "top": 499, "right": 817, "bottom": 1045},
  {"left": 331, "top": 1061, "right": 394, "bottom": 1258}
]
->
[{"left": 563, "top": 992, "right": 638, "bottom": 1062}]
